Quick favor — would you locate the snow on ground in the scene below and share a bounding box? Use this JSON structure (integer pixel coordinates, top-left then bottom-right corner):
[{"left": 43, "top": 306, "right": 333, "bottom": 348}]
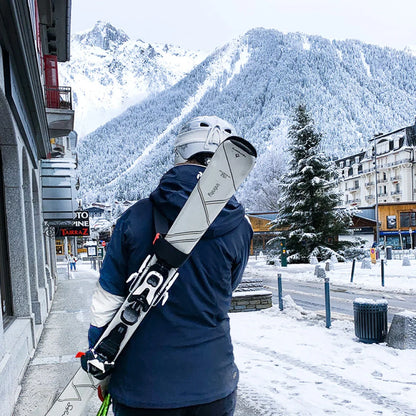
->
[
  {"left": 230, "top": 257, "right": 416, "bottom": 415},
  {"left": 74, "top": 257, "right": 416, "bottom": 415},
  {"left": 231, "top": 304, "right": 416, "bottom": 415},
  {"left": 245, "top": 256, "right": 416, "bottom": 294}
]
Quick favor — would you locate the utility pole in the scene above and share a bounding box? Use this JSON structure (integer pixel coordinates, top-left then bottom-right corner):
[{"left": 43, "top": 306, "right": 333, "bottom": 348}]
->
[{"left": 374, "top": 135, "right": 380, "bottom": 245}]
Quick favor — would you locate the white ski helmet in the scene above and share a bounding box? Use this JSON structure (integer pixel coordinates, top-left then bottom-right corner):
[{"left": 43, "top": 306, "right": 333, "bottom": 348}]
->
[{"left": 174, "top": 116, "right": 237, "bottom": 165}]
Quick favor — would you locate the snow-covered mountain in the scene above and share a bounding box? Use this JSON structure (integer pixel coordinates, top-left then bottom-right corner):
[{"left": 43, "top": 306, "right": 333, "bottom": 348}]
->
[
  {"left": 59, "top": 21, "right": 207, "bottom": 136},
  {"left": 77, "top": 27, "right": 416, "bottom": 210},
  {"left": 404, "top": 45, "right": 416, "bottom": 57}
]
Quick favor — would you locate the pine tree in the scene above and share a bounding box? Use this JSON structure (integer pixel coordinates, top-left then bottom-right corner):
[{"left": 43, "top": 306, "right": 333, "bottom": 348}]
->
[{"left": 273, "top": 104, "right": 350, "bottom": 263}]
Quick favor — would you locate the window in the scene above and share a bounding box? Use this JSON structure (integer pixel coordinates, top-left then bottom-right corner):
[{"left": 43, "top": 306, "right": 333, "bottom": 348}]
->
[
  {"left": 400, "top": 212, "right": 416, "bottom": 228},
  {"left": 379, "top": 186, "right": 387, "bottom": 195},
  {"left": 378, "top": 141, "right": 389, "bottom": 154},
  {"left": 394, "top": 138, "right": 400, "bottom": 150}
]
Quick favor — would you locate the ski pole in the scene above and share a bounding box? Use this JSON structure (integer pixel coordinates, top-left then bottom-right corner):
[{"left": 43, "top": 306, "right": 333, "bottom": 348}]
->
[{"left": 97, "top": 394, "right": 111, "bottom": 416}]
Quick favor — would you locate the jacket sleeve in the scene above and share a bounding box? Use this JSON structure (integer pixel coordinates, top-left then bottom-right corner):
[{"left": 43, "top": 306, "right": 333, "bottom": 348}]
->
[
  {"left": 98, "top": 214, "right": 130, "bottom": 296},
  {"left": 88, "top": 214, "right": 130, "bottom": 347},
  {"left": 88, "top": 283, "right": 125, "bottom": 348}
]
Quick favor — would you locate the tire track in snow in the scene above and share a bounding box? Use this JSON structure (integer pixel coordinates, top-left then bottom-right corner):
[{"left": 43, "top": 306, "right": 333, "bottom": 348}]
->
[{"left": 235, "top": 341, "right": 416, "bottom": 416}]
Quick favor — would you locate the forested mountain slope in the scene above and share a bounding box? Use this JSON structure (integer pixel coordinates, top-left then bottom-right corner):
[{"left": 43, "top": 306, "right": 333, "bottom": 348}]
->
[{"left": 77, "top": 28, "right": 416, "bottom": 210}]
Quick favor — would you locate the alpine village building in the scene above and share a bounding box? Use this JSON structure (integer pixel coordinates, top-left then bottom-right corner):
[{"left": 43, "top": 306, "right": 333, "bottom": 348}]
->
[
  {"left": 247, "top": 119, "right": 416, "bottom": 254},
  {"left": 335, "top": 119, "right": 416, "bottom": 249},
  {"left": 0, "top": 2, "right": 76, "bottom": 415}
]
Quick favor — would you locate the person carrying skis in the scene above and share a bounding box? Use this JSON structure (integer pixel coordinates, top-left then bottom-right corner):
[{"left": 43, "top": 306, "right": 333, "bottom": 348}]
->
[{"left": 86, "top": 116, "right": 253, "bottom": 415}]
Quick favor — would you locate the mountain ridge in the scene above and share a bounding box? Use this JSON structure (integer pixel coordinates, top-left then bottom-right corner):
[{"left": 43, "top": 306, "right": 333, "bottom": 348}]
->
[
  {"left": 59, "top": 21, "right": 207, "bottom": 137},
  {"left": 76, "top": 26, "right": 416, "bottom": 211}
]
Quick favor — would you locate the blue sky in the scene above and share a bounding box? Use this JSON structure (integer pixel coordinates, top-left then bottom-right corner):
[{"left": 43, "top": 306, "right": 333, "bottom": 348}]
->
[{"left": 71, "top": 0, "right": 416, "bottom": 52}]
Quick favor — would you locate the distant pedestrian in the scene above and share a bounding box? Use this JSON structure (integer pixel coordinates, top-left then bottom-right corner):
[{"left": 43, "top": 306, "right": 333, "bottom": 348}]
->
[{"left": 68, "top": 253, "right": 77, "bottom": 271}]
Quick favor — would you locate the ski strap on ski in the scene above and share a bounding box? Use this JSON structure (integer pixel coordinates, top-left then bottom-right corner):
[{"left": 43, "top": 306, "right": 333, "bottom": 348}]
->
[
  {"left": 152, "top": 206, "right": 188, "bottom": 268},
  {"left": 153, "top": 234, "right": 188, "bottom": 268}
]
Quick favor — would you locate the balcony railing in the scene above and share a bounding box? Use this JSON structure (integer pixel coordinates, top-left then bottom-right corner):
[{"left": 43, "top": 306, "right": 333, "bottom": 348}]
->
[
  {"left": 347, "top": 185, "right": 360, "bottom": 191},
  {"left": 45, "top": 86, "right": 73, "bottom": 110}
]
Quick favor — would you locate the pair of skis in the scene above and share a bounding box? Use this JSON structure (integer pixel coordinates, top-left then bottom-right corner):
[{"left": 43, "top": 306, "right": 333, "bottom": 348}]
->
[{"left": 45, "top": 136, "right": 257, "bottom": 416}]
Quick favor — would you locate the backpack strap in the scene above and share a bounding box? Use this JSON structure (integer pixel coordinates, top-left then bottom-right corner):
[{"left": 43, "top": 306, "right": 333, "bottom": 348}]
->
[{"left": 152, "top": 204, "right": 170, "bottom": 237}]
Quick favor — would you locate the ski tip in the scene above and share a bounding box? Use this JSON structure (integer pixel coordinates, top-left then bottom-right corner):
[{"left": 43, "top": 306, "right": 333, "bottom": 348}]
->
[
  {"left": 75, "top": 351, "right": 85, "bottom": 358},
  {"left": 225, "top": 136, "right": 257, "bottom": 158}
]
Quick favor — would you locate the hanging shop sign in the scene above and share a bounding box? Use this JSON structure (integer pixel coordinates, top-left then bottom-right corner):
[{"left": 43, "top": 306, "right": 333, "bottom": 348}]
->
[{"left": 58, "top": 211, "right": 90, "bottom": 237}]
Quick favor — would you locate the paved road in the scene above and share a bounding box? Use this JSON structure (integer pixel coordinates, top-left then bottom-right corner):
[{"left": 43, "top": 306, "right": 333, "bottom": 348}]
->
[{"left": 258, "top": 274, "right": 416, "bottom": 322}]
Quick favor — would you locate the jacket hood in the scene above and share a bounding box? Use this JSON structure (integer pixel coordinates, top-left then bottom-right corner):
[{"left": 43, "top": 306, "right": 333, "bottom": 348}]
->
[{"left": 149, "top": 165, "right": 245, "bottom": 238}]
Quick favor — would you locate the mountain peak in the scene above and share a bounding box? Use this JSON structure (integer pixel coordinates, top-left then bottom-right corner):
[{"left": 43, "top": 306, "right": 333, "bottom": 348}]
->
[{"left": 75, "top": 21, "right": 130, "bottom": 50}]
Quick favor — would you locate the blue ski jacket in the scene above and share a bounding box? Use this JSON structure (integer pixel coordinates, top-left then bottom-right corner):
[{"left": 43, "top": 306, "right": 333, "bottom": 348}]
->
[{"left": 88, "top": 164, "right": 252, "bottom": 408}]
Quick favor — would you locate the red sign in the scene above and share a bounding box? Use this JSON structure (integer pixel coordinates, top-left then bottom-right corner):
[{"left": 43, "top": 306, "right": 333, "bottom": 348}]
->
[
  {"left": 60, "top": 227, "right": 90, "bottom": 236},
  {"left": 56, "top": 211, "right": 90, "bottom": 237}
]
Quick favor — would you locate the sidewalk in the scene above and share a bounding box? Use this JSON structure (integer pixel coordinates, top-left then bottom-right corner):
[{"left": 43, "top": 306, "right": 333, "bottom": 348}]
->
[
  {"left": 13, "top": 261, "right": 256, "bottom": 416},
  {"left": 13, "top": 261, "right": 104, "bottom": 416}
]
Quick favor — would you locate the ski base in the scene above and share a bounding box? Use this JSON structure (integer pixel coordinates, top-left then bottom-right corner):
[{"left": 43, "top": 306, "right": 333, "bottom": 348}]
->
[{"left": 45, "top": 367, "right": 99, "bottom": 416}]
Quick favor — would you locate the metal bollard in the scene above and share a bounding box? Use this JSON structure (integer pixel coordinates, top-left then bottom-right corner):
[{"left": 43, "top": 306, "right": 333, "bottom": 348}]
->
[
  {"left": 350, "top": 259, "right": 356, "bottom": 283},
  {"left": 381, "top": 259, "right": 385, "bottom": 287},
  {"left": 277, "top": 273, "right": 283, "bottom": 311},
  {"left": 325, "top": 277, "right": 331, "bottom": 328}
]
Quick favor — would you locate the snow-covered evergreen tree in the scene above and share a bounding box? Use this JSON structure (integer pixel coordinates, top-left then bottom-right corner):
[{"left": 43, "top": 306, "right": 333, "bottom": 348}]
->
[{"left": 273, "top": 105, "right": 350, "bottom": 263}]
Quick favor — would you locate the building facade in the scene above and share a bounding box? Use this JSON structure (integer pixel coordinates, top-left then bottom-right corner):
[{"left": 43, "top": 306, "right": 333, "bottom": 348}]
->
[
  {"left": 247, "top": 212, "right": 278, "bottom": 254},
  {"left": 335, "top": 119, "right": 416, "bottom": 248},
  {"left": 336, "top": 120, "right": 416, "bottom": 208},
  {"left": 0, "top": 2, "right": 74, "bottom": 415}
]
